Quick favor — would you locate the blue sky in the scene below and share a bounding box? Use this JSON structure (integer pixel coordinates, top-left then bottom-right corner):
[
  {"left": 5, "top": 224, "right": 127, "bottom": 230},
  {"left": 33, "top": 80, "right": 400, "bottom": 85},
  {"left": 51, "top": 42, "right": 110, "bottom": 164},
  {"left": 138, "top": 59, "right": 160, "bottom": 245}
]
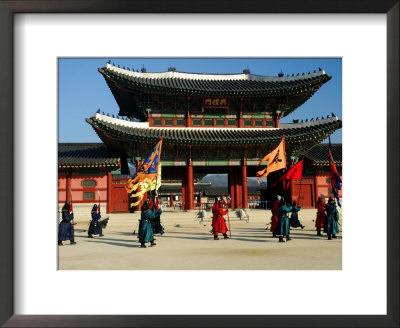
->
[{"left": 58, "top": 58, "right": 342, "bottom": 143}]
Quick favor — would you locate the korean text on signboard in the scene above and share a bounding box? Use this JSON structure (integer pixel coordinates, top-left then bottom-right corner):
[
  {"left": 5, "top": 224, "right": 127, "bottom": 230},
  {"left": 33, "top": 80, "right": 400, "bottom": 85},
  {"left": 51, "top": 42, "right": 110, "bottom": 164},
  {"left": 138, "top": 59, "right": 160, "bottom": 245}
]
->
[{"left": 203, "top": 98, "right": 229, "bottom": 109}]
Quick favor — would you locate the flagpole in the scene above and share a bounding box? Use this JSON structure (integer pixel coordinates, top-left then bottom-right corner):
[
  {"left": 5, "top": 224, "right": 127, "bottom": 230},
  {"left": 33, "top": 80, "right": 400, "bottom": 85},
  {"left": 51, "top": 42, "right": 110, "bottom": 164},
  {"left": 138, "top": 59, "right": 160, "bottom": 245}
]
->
[
  {"left": 68, "top": 187, "right": 75, "bottom": 226},
  {"left": 328, "top": 134, "right": 332, "bottom": 165},
  {"left": 155, "top": 136, "right": 163, "bottom": 203},
  {"left": 97, "top": 189, "right": 101, "bottom": 213},
  {"left": 296, "top": 156, "right": 303, "bottom": 206},
  {"left": 226, "top": 201, "right": 232, "bottom": 238}
]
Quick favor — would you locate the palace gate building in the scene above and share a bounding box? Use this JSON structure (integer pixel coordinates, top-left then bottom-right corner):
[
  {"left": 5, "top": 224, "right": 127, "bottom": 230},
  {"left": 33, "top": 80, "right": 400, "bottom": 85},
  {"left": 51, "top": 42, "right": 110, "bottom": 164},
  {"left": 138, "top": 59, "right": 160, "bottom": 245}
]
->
[{"left": 59, "top": 63, "right": 342, "bottom": 213}]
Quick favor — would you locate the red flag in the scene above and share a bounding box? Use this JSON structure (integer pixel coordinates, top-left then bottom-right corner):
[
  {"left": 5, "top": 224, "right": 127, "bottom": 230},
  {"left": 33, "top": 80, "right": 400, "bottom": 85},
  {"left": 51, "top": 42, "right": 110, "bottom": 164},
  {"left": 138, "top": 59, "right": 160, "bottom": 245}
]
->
[{"left": 271, "top": 159, "right": 303, "bottom": 189}]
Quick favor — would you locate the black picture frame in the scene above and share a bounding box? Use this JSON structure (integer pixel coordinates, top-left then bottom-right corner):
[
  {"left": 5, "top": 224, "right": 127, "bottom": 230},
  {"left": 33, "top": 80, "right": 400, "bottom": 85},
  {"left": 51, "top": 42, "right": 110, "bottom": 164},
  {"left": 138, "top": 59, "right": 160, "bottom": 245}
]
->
[{"left": 0, "top": 1, "right": 398, "bottom": 327}]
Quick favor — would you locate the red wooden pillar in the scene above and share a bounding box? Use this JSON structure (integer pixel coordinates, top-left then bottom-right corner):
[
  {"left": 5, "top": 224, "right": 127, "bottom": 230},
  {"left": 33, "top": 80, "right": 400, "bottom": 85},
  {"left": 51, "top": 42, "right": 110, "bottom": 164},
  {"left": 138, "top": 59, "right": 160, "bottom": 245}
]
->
[
  {"left": 186, "top": 96, "right": 192, "bottom": 127},
  {"left": 235, "top": 167, "right": 241, "bottom": 208},
  {"left": 273, "top": 111, "right": 280, "bottom": 128},
  {"left": 186, "top": 115, "right": 192, "bottom": 127},
  {"left": 170, "top": 194, "right": 174, "bottom": 207},
  {"left": 238, "top": 182, "right": 243, "bottom": 208},
  {"left": 66, "top": 171, "right": 71, "bottom": 202},
  {"left": 181, "top": 170, "right": 186, "bottom": 210},
  {"left": 238, "top": 98, "right": 244, "bottom": 128},
  {"left": 186, "top": 163, "right": 194, "bottom": 210},
  {"left": 242, "top": 163, "right": 248, "bottom": 209},
  {"left": 107, "top": 171, "right": 112, "bottom": 213},
  {"left": 181, "top": 183, "right": 186, "bottom": 210}
]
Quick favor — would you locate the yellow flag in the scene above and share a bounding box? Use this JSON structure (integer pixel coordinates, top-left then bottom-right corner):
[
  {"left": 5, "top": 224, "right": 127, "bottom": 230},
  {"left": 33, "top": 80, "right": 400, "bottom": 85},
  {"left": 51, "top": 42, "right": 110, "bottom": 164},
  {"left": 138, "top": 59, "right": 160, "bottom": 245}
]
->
[
  {"left": 130, "top": 165, "right": 162, "bottom": 207},
  {"left": 126, "top": 138, "right": 163, "bottom": 207},
  {"left": 256, "top": 137, "right": 286, "bottom": 182}
]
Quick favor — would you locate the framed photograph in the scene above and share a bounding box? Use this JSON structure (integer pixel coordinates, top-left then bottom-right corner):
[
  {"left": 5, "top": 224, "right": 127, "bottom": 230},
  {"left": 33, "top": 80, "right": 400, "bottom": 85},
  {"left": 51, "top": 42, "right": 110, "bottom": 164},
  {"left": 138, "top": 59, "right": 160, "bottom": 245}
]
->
[
  {"left": 57, "top": 56, "right": 343, "bottom": 270},
  {"left": 0, "top": 1, "right": 398, "bottom": 327}
]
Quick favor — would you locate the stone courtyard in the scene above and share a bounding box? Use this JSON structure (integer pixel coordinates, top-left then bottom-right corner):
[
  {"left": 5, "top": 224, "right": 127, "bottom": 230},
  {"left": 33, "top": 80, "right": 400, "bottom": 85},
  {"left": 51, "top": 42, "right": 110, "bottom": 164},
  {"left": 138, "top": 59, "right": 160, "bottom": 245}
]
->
[{"left": 58, "top": 208, "right": 342, "bottom": 270}]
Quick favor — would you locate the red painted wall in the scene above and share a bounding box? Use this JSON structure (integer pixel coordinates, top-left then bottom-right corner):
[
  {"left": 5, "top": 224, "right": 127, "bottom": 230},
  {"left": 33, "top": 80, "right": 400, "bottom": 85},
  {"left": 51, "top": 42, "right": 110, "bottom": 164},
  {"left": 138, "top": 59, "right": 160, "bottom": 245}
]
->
[
  {"left": 58, "top": 170, "right": 108, "bottom": 203},
  {"left": 58, "top": 176, "right": 67, "bottom": 202}
]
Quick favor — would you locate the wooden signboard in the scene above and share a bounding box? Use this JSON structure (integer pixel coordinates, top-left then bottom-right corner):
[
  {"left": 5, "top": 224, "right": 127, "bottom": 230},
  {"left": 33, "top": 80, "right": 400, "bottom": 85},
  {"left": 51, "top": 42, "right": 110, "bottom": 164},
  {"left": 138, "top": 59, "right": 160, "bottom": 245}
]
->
[{"left": 203, "top": 98, "right": 229, "bottom": 109}]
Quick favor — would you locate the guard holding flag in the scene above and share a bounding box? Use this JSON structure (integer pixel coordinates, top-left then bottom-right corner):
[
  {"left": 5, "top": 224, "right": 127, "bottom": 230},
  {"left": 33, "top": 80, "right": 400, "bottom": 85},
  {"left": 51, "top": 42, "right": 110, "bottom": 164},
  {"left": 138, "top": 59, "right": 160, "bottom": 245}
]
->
[
  {"left": 276, "top": 198, "right": 292, "bottom": 242},
  {"left": 88, "top": 204, "right": 104, "bottom": 238},
  {"left": 151, "top": 192, "right": 165, "bottom": 235},
  {"left": 58, "top": 201, "right": 76, "bottom": 246},
  {"left": 138, "top": 199, "right": 162, "bottom": 248},
  {"left": 324, "top": 197, "right": 340, "bottom": 240}
]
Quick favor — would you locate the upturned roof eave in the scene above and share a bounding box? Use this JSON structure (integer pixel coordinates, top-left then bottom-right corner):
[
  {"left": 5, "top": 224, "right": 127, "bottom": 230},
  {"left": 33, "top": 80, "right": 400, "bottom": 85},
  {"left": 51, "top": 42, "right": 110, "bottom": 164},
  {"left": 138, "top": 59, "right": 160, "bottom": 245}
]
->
[
  {"left": 86, "top": 114, "right": 342, "bottom": 146},
  {"left": 99, "top": 66, "right": 331, "bottom": 97}
]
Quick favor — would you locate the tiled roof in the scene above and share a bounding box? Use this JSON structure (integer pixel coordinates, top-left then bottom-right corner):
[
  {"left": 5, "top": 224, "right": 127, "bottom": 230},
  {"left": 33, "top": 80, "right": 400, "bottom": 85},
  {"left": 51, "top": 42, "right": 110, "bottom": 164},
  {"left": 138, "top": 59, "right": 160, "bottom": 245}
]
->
[
  {"left": 99, "top": 63, "right": 331, "bottom": 96},
  {"left": 86, "top": 113, "right": 342, "bottom": 146},
  {"left": 303, "top": 143, "right": 342, "bottom": 164},
  {"left": 58, "top": 143, "right": 120, "bottom": 168}
]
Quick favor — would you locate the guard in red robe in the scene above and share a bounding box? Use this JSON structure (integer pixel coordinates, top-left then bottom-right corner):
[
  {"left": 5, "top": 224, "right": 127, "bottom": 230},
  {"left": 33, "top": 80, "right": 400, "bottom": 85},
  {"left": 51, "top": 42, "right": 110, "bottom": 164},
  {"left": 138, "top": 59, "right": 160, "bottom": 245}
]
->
[
  {"left": 270, "top": 199, "right": 279, "bottom": 238},
  {"left": 315, "top": 197, "right": 327, "bottom": 236},
  {"left": 211, "top": 197, "right": 229, "bottom": 240}
]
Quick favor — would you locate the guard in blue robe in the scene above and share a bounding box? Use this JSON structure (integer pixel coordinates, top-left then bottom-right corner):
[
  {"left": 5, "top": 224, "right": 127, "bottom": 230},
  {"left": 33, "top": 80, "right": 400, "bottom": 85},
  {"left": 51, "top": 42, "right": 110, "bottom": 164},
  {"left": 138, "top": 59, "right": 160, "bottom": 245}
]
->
[
  {"left": 324, "top": 197, "right": 340, "bottom": 240},
  {"left": 88, "top": 204, "right": 104, "bottom": 238},
  {"left": 58, "top": 202, "right": 76, "bottom": 246},
  {"left": 289, "top": 201, "right": 304, "bottom": 229},
  {"left": 276, "top": 199, "right": 293, "bottom": 242},
  {"left": 138, "top": 200, "right": 162, "bottom": 248}
]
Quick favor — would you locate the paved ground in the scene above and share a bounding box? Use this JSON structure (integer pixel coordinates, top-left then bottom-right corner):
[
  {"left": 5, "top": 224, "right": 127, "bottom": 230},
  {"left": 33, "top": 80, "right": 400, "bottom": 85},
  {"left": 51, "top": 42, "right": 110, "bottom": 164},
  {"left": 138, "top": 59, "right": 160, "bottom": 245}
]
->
[{"left": 58, "top": 208, "right": 342, "bottom": 270}]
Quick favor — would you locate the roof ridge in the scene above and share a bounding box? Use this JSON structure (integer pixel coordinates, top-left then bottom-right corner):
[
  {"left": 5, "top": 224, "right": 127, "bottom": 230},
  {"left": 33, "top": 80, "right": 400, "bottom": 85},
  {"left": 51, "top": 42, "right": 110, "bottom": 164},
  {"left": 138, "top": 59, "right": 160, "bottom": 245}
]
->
[{"left": 103, "top": 63, "right": 328, "bottom": 82}]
